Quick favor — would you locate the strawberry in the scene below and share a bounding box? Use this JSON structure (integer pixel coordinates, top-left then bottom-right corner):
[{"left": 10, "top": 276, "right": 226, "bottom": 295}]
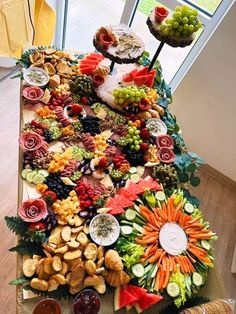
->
[
  {"left": 80, "top": 97, "right": 89, "bottom": 105},
  {"left": 28, "top": 222, "right": 46, "bottom": 231},
  {"left": 140, "top": 143, "right": 149, "bottom": 151},
  {"left": 72, "top": 104, "right": 83, "bottom": 114},
  {"left": 43, "top": 190, "right": 57, "bottom": 204},
  {"left": 99, "top": 157, "right": 108, "bottom": 168},
  {"left": 140, "top": 128, "right": 150, "bottom": 140}
]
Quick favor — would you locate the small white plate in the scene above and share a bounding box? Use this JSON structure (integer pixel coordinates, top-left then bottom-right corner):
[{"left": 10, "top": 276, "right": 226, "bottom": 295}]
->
[{"left": 23, "top": 67, "right": 49, "bottom": 87}]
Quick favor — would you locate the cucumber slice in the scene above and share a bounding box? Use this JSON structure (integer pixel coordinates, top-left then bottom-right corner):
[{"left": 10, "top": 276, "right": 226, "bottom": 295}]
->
[
  {"left": 26, "top": 170, "right": 38, "bottom": 183},
  {"left": 32, "top": 173, "right": 45, "bottom": 184},
  {"left": 167, "top": 282, "right": 180, "bottom": 297},
  {"left": 50, "top": 121, "right": 58, "bottom": 127},
  {"left": 136, "top": 166, "right": 145, "bottom": 177},
  {"left": 130, "top": 173, "right": 140, "bottom": 183},
  {"left": 201, "top": 240, "right": 211, "bottom": 251},
  {"left": 134, "top": 216, "right": 145, "bottom": 226},
  {"left": 150, "top": 264, "right": 158, "bottom": 278},
  {"left": 120, "top": 220, "right": 133, "bottom": 226},
  {"left": 144, "top": 264, "right": 153, "bottom": 275},
  {"left": 125, "top": 209, "right": 136, "bottom": 221},
  {"left": 155, "top": 191, "right": 166, "bottom": 201},
  {"left": 41, "top": 119, "right": 51, "bottom": 127},
  {"left": 123, "top": 173, "right": 130, "bottom": 180},
  {"left": 184, "top": 202, "right": 195, "bottom": 214},
  {"left": 38, "top": 169, "right": 49, "bottom": 177},
  {"left": 133, "top": 223, "right": 144, "bottom": 234},
  {"left": 21, "top": 169, "right": 32, "bottom": 179},
  {"left": 192, "top": 272, "right": 203, "bottom": 286},
  {"left": 121, "top": 225, "right": 133, "bottom": 235},
  {"left": 132, "top": 263, "right": 145, "bottom": 278},
  {"left": 184, "top": 275, "right": 192, "bottom": 291},
  {"left": 129, "top": 167, "right": 137, "bottom": 174}
]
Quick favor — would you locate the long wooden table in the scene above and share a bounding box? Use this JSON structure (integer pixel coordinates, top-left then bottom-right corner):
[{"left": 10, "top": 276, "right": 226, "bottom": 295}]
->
[{"left": 16, "top": 72, "right": 226, "bottom": 314}]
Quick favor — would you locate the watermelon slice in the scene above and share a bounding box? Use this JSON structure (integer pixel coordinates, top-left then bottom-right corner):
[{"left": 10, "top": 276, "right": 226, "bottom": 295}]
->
[
  {"left": 89, "top": 52, "right": 104, "bottom": 60},
  {"left": 137, "top": 178, "right": 160, "bottom": 191},
  {"left": 125, "top": 180, "right": 144, "bottom": 194},
  {"left": 122, "top": 69, "right": 138, "bottom": 82},
  {"left": 134, "top": 293, "right": 163, "bottom": 313},
  {"left": 80, "top": 60, "right": 99, "bottom": 66},
  {"left": 118, "top": 188, "right": 138, "bottom": 201},
  {"left": 134, "top": 74, "right": 154, "bottom": 87},
  {"left": 114, "top": 194, "right": 134, "bottom": 208},
  {"left": 144, "top": 176, "right": 161, "bottom": 190},
  {"left": 124, "top": 284, "right": 147, "bottom": 311},
  {"left": 114, "top": 286, "right": 138, "bottom": 311},
  {"left": 135, "top": 66, "right": 149, "bottom": 76},
  {"left": 106, "top": 197, "right": 124, "bottom": 215},
  {"left": 80, "top": 66, "right": 96, "bottom": 75}
]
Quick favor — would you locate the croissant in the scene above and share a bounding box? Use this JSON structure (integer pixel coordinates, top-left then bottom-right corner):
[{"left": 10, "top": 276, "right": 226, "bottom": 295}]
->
[
  {"left": 104, "top": 270, "right": 130, "bottom": 287},
  {"left": 105, "top": 250, "right": 123, "bottom": 271}
]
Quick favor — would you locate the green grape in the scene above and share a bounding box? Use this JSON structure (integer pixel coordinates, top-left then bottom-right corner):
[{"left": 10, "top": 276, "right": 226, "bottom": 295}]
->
[
  {"left": 175, "top": 6, "right": 181, "bottom": 11},
  {"left": 173, "top": 21, "right": 179, "bottom": 29},
  {"left": 134, "top": 140, "right": 139, "bottom": 145},
  {"left": 130, "top": 145, "right": 135, "bottom": 150},
  {"left": 178, "top": 25, "right": 183, "bottom": 32},
  {"left": 169, "top": 19, "right": 174, "bottom": 24},
  {"left": 128, "top": 128, "right": 134, "bottom": 135},
  {"left": 173, "top": 12, "right": 181, "bottom": 19},
  {"left": 169, "top": 29, "right": 175, "bottom": 36},
  {"left": 130, "top": 97, "right": 135, "bottom": 102},
  {"left": 135, "top": 97, "right": 141, "bottom": 102},
  {"left": 160, "top": 24, "right": 166, "bottom": 31},
  {"left": 194, "top": 25, "right": 199, "bottom": 31},
  {"left": 183, "top": 24, "right": 189, "bottom": 31},
  {"left": 165, "top": 19, "right": 171, "bottom": 24},
  {"left": 163, "top": 29, "right": 169, "bottom": 35},
  {"left": 128, "top": 138, "right": 133, "bottom": 144},
  {"left": 182, "top": 16, "right": 188, "bottom": 24},
  {"left": 118, "top": 98, "right": 124, "bottom": 104},
  {"left": 192, "top": 9, "right": 198, "bottom": 16},
  {"left": 189, "top": 15, "right": 195, "bottom": 22},
  {"left": 133, "top": 136, "right": 137, "bottom": 141},
  {"left": 135, "top": 130, "right": 140, "bottom": 135},
  {"left": 135, "top": 145, "right": 140, "bottom": 151},
  {"left": 189, "top": 24, "right": 194, "bottom": 33},
  {"left": 139, "top": 139, "right": 142, "bottom": 144}
]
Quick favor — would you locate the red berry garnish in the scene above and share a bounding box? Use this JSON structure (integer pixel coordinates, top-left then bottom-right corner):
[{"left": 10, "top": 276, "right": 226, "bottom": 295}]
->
[
  {"left": 81, "top": 97, "right": 89, "bottom": 105},
  {"left": 99, "top": 157, "right": 108, "bottom": 168},
  {"left": 139, "top": 99, "right": 151, "bottom": 111},
  {"left": 140, "top": 142, "right": 149, "bottom": 151},
  {"left": 72, "top": 104, "right": 83, "bottom": 115},
  {"left": 140, "top": 128, "right": 150, "bottom": 140},
  {"left": 28, "top": 222, "right": 46, "bottom": 231},
  {"left": 43, "top": 190, "right": 57, "bottom": 203}
]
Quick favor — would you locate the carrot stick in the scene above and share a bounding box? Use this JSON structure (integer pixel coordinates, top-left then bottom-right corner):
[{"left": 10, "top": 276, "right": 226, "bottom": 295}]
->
[
  {"left": 172, "top": 257, "right": 177, "bottom": 273},
  {"left": 188, "top": 243, "right": 207, "bottom": 254},
  {"left": 144, "top": 225, "right": 154, "bottom": 232},
  {"left": 144, "top": 244, "right": 155, "bottom": 257},
  {"left": 158, "top": 251, "right": 166, "bottom": 267},
  {"left": 147, "top": 223, "right": 159, "bottom": 230},
  {"left": 162, "top": 256, "right": 167, "bottom": 271},
  {"left": 190, "top": 233, "right": 213, "bottom": 240},
  {"left": 169, "top": 256, "right": 173, "bottom": 272},
  {"left": 159, "top": 267, "right": 165, "bottom": 290},
  {"left": 149, "top": 249, "right": 163, "bottom": 264},
  {"left": 157, "top": 208, "right": 168, "bottom": 221},
  {"left": 162, "top": 258, "right": 170, "bottom": 288}
]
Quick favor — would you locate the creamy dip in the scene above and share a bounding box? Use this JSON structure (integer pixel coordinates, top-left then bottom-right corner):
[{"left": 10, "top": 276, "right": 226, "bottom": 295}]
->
[
  {"left": 89, "top": 214, "right": 120, "bottom": 246},
  {"left": 26, "top": 69, "right": 48, "bottom": 86},
  {"left": 159, "top": 222, "right": 187, "bottom": 255}
]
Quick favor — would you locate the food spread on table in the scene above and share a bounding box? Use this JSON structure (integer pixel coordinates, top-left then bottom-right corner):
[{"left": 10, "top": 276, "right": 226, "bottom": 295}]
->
[{"left": 5, "top": 5, "right": 218, "bottom": 314}]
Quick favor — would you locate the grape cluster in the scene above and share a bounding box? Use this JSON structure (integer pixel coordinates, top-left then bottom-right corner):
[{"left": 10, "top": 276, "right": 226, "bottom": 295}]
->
[
  {"left": 113, "top": 86, "right": 147, "bottom": 106},
  {"left": 118, "top": 121, "right": 143, "bottom": 151},
  {"left": 45, "top": 173, "right": 72, "bottom": 200},
  {"left": 79, "top": 116, "right": 100, "bottom": 135},
  {"left": 124, "top": 148, "right": 144, "bottom": 166},
  {"left": 159, "top": 5, "right": 202, "bottom": 38}
]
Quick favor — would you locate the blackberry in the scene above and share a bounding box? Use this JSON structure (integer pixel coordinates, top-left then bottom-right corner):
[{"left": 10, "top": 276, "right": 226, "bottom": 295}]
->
[
  {"left": 80, "top": 116, "right": 100, "bottom": 135},
  {"left": 45, "top": 173, "right": 72, "bottom": 200},
  {"left": 123, "top": 148, "right": 144, "bottom": 166},
  {"left": 43, "top": 129, "right": 54, "bottom": 143}
]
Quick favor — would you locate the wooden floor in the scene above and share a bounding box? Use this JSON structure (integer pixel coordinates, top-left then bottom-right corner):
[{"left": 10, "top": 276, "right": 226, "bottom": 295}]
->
[{"left": 0, "top": 77, "right": 235, "bottom": 313}]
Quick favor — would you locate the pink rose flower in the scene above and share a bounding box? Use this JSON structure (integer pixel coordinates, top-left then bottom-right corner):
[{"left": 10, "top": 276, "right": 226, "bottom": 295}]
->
[
  {"left": 156, "top": 134, "right": 173, "bottom": 149},
  {"left": 18, "top": 199, "right": 48, "bottom": 222},
  {"left": 158, "top": 147, "right": 175, "bottom": 163},
  {"left": 23, "top": 86, "right": 44, "bottom": 103},
  {"left": 19, "top": 131, "right": 43, "bottom": 151}
]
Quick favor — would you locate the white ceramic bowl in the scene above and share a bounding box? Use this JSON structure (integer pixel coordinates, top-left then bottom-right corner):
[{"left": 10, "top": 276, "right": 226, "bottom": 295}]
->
[{"left": 23, "top": 66, "right": 49, "bottom": 87}]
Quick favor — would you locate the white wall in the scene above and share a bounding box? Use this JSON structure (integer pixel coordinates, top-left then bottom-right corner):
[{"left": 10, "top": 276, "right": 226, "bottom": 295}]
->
[{"left": 172, "top": 3, "right": 236, "bottom": 181}]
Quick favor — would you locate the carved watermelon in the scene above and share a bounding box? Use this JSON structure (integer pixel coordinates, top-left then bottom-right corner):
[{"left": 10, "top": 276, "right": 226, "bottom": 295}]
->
[
  {"left": 124, "top": 284, "right": 147, "bottom": 311},
  {"left": 125, "top": 180, "right": 145, "bottom": 194},
  {"left": 118, "top": 187, "right": 138, "bottom": 201},
  {"left": 114, "top": 286, "right": 138, "bottom": 311},
  {"left": 114, "top": 194, "right": 134, "bottom": 208},
  {"left": 106, "top": 197, "right": 125, "bottom": 215},
  {"left": 123, "top": 69, "right": 138, "bottom": 82},
  {"left": 134, "top": 293, "right": 163, "bottom": 313},
  {"left": 80, "top": 66, "right": 96, "bottom": 75}
]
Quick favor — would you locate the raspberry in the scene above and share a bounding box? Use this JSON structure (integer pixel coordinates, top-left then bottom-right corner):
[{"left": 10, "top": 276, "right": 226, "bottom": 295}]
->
[
  {"left": 140, "top": 143, "right": 149, "bottom": 151},
  {"left": 140, "top": 128, "right": 150, "bottom": 140}
]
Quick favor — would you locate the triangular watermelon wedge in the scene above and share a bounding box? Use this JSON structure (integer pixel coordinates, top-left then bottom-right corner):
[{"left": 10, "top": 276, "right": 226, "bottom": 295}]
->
[
  {"left": 134, "top": 293, "right": 163, "bottom": 313},
  {"left": 135, "top": 66, "right": 149, "bottom": 76},
  {"left": 122, "top": 69, "right": 138, "bottom": 82},
  {"left": 117, "top": 188, "right": 138, "bottom": 201},
  {"left": 124, "top": 284, "right": 147, "bottom": 311},
  {"left": 89, "top": 52, "right": 104, "bottom": 60},
  {"left": 80, "top": 60, "right": 99, "bottom": 66},
  {"left": 114, "top": 286, "right": 138, "bottom": 311},
  {"left": 114, "top": 194, "right": 134, "bottom": 208},
  {"left": 137, "top": 178, "right": 160, "bottom": 191},
  {"left": 144, "top": 176, "right": 161, "bottom": 190},
  {"left": 106, "top": 197, "right": 125, "bottom": 215},
  {"left": 125, "top": 180, "right": 145, "bottom": 194},
  {"left": 134, "top": 74, "right": 155, "bottom": 87}
]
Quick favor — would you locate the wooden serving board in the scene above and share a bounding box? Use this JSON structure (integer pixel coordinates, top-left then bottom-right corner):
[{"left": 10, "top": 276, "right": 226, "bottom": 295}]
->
[{"left": 16, "top": 72, "right": 226, "bottom": 314}]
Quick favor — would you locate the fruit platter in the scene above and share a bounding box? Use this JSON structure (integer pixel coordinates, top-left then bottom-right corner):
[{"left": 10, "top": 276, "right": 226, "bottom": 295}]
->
[
  {"left": 6, "top": 7, "right": 220, "bottom": 314},
  {"left": 147, "top": 5, "right": 202, "bottom": 48}
]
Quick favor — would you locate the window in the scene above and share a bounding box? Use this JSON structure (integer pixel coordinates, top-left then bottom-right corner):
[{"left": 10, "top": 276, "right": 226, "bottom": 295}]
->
[{"left": 53, "top": 0, "right": 235, "bottom": 91}]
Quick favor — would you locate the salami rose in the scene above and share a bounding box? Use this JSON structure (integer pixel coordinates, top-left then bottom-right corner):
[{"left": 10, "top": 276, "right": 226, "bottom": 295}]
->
[
  {"left": 19, "top": 131, "right": 43, "bottom": 151},
  {"left": 18, "top": 199, "right": 48, "bottom": 222},
  {"left": 156, "top": 134, "right": 173, "bottom": 149},
  {"left": 158, "top": 147, "right": 175, "bottom": 163},
  {"left": 23, "top": 86, "right": 44, "bottom": 103}
]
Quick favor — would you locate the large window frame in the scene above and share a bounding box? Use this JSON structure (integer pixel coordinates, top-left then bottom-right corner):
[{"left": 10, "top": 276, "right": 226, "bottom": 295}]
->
[{"left": 53, "top": 0, "right": 235, "bottom": 91}]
